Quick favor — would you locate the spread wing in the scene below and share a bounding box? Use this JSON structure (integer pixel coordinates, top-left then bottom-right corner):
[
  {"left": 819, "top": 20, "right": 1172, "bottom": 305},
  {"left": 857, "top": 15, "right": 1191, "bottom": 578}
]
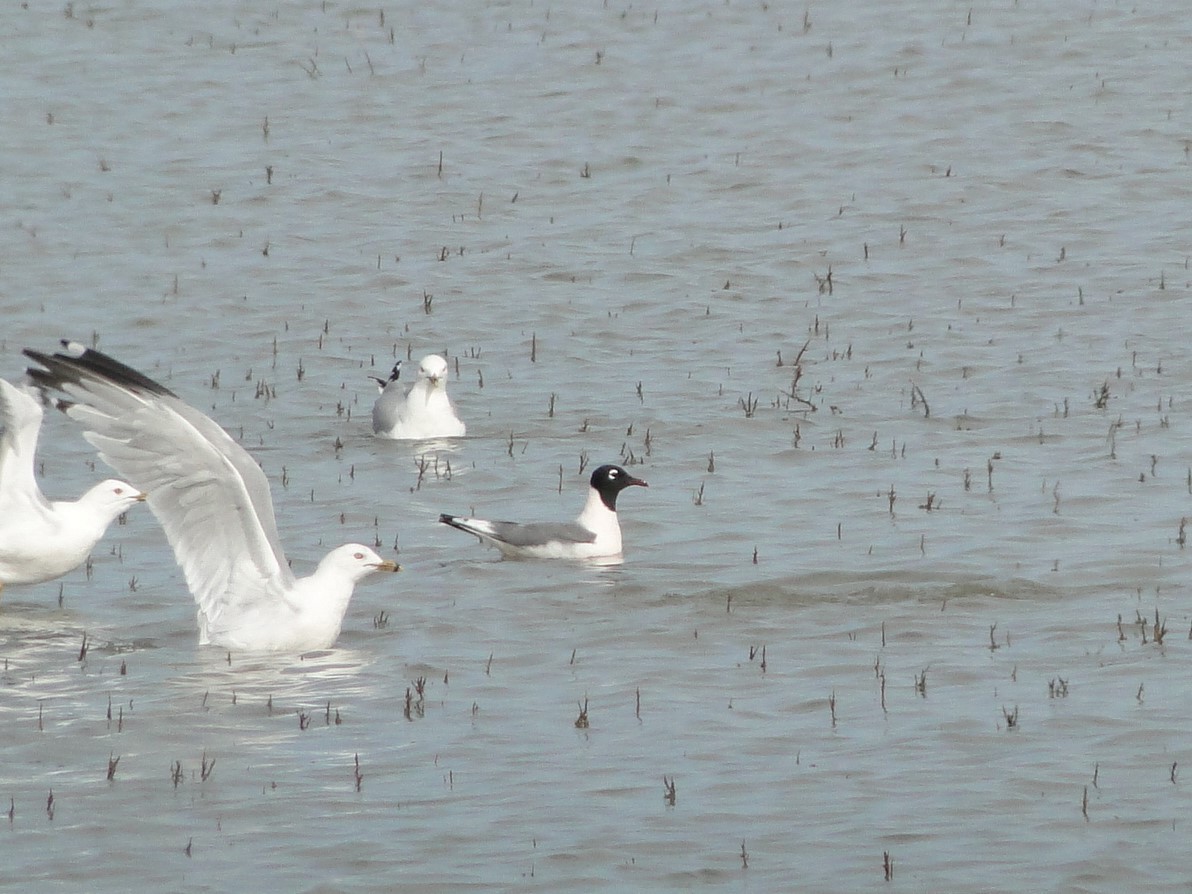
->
[
  {"left": 24, "top": 345, "right": 297, "bottom": 627},
  {"left": 0, "top": 379, "right": 51, "bottom": 516}
]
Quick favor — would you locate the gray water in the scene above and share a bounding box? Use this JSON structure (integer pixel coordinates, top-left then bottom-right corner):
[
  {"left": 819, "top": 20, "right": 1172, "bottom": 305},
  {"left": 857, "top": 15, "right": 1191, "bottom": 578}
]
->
[{"left": 2, "top": 0, "right": 1192, "bottom": 890}]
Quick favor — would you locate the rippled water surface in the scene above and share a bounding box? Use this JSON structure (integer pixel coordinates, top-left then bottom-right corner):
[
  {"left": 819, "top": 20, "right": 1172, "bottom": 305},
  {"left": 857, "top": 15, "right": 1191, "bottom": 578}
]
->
[{"left": 2, "top": 1, "right": 1192, "bottom": 891}]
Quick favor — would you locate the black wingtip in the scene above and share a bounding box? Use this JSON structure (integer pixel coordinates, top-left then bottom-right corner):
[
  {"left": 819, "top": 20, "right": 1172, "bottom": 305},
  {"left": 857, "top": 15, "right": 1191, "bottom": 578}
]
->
[
  {"left": 439, "top": 513, "right": 466, "bottom": 531},
  {"left": 23, "top": 343, "right": 177, "bottom": 399}
]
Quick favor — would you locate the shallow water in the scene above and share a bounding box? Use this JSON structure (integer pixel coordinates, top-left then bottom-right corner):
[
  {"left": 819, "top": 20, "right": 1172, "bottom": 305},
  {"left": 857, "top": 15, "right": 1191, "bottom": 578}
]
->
[{"left": 2, "top": 0, "right": 1192, "bottom": 890}]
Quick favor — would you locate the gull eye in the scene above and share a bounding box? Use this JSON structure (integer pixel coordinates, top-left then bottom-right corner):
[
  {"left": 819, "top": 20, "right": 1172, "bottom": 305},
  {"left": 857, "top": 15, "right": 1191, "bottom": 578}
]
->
[
  {"left": 114, "top": 487, "right": 124, "bottom": 495},
  {"left": 354, "top": 552, "right": 365, "bottom": 560}
]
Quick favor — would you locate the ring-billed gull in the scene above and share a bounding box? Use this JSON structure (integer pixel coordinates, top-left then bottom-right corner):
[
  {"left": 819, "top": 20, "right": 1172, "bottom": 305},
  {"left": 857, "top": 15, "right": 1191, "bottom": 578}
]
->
[
  {"left": 0, "top": 378, "right": 145, "bottom": 595},
  {"left": 439, "top": 464, "right": 647, "bottom": 561},
  {"left": 24, "top": 342, "right": 399, "bottom": 652},
  {"left": 372, "top": 354, "right": 466, "bottom": 440}
]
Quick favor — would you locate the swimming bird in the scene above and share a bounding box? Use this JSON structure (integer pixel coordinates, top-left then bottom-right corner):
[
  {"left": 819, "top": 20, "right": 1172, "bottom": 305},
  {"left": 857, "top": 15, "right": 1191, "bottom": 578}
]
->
[
  {"left": 0, "top": 378, "right": 145, "bottom": 596},
  {"left": 372, "top": 354, "right": 466, "bottom": 440},
  {"left": 24, "top": 342, "right": 399, "bottom": 651},
  {"left": 439, "top": 464, "right": 647, "bottom": 560}
]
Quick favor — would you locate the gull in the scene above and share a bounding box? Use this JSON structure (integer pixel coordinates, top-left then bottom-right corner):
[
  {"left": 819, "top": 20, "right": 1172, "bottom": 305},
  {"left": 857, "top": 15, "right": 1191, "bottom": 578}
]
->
[
  {"left": 0, "top": 378, "right": 145, "bottom": 595},
  {"left": 372, "top": 354, "right": 466, "bottom": 440},
  {"left": 24, "top": 342, "right": 399, "bottom": 652},
  {"left": 439, "top": 464, "right": 647, "bottom": 560}
]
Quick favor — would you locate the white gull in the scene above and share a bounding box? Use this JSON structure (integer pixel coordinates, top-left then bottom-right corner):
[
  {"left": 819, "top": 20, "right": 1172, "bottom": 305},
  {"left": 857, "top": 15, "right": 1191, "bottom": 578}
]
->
[{"left": 372, "top": 354, "right": 466, "bottom": 440}]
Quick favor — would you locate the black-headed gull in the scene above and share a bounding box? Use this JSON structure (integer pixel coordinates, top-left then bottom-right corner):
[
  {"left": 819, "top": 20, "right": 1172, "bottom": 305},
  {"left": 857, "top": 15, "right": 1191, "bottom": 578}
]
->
[
  {"left": 24, "top": 342, "right": 399, "bottom": 652},
  {"left": 372, "top": 354, "right": 466, "bottom": 440},
  {"left": 439, "top": 464, "right": 647, "bottom": 560},
  {"left": 0, "top": 378, "right": 145, "bottom": 595}
]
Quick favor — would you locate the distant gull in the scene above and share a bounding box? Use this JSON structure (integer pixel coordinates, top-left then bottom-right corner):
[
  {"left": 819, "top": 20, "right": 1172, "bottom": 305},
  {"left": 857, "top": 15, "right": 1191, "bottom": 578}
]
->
[
  {"left": 372, "top": 354, "right": 466, "bottom": 440},
  {"left": 0, "top": 378, "right": 145, "bottom": 596},
  {"left": 25, "top": 342, "right": 399, "bottom": 651},
  {"left": 439, "top": 464, "right": 647, "bottom": 560}
]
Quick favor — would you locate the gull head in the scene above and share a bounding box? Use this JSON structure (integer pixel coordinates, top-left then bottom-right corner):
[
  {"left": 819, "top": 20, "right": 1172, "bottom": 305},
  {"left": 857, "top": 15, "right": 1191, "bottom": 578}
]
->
[
  {"left": 589, "top": 464, "right": 648, "bottom": 511},
  {"left": 81, "top": 479, "right": 148, "bottom": 516},
  {"left": 323, "top": 544, "right": 401, "bottom": 582},
  {"left": 417, "top": 354, "right": 450, "bottom": 388}
]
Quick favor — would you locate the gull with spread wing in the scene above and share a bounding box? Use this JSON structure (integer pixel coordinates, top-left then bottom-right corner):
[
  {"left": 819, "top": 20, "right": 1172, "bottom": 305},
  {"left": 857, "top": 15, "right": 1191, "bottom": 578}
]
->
[
  {"left": 0, "top": 377, "right": 144, "bottom": 596},
  {"left": 25, "top": 342, "right": 398, "bottom": 651}
]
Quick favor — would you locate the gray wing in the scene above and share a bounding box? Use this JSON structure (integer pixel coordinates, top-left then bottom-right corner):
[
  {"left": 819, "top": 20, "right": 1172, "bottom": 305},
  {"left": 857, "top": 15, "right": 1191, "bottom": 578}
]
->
[
  {"left": 440, "top": 514, "right": 596, "bottom": 547},
  {"left": 371, "top": 380, "right": 405, "bottom": 433},
  {"left": 489, "top": 521, "right": 597, "bottom": 547}
]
